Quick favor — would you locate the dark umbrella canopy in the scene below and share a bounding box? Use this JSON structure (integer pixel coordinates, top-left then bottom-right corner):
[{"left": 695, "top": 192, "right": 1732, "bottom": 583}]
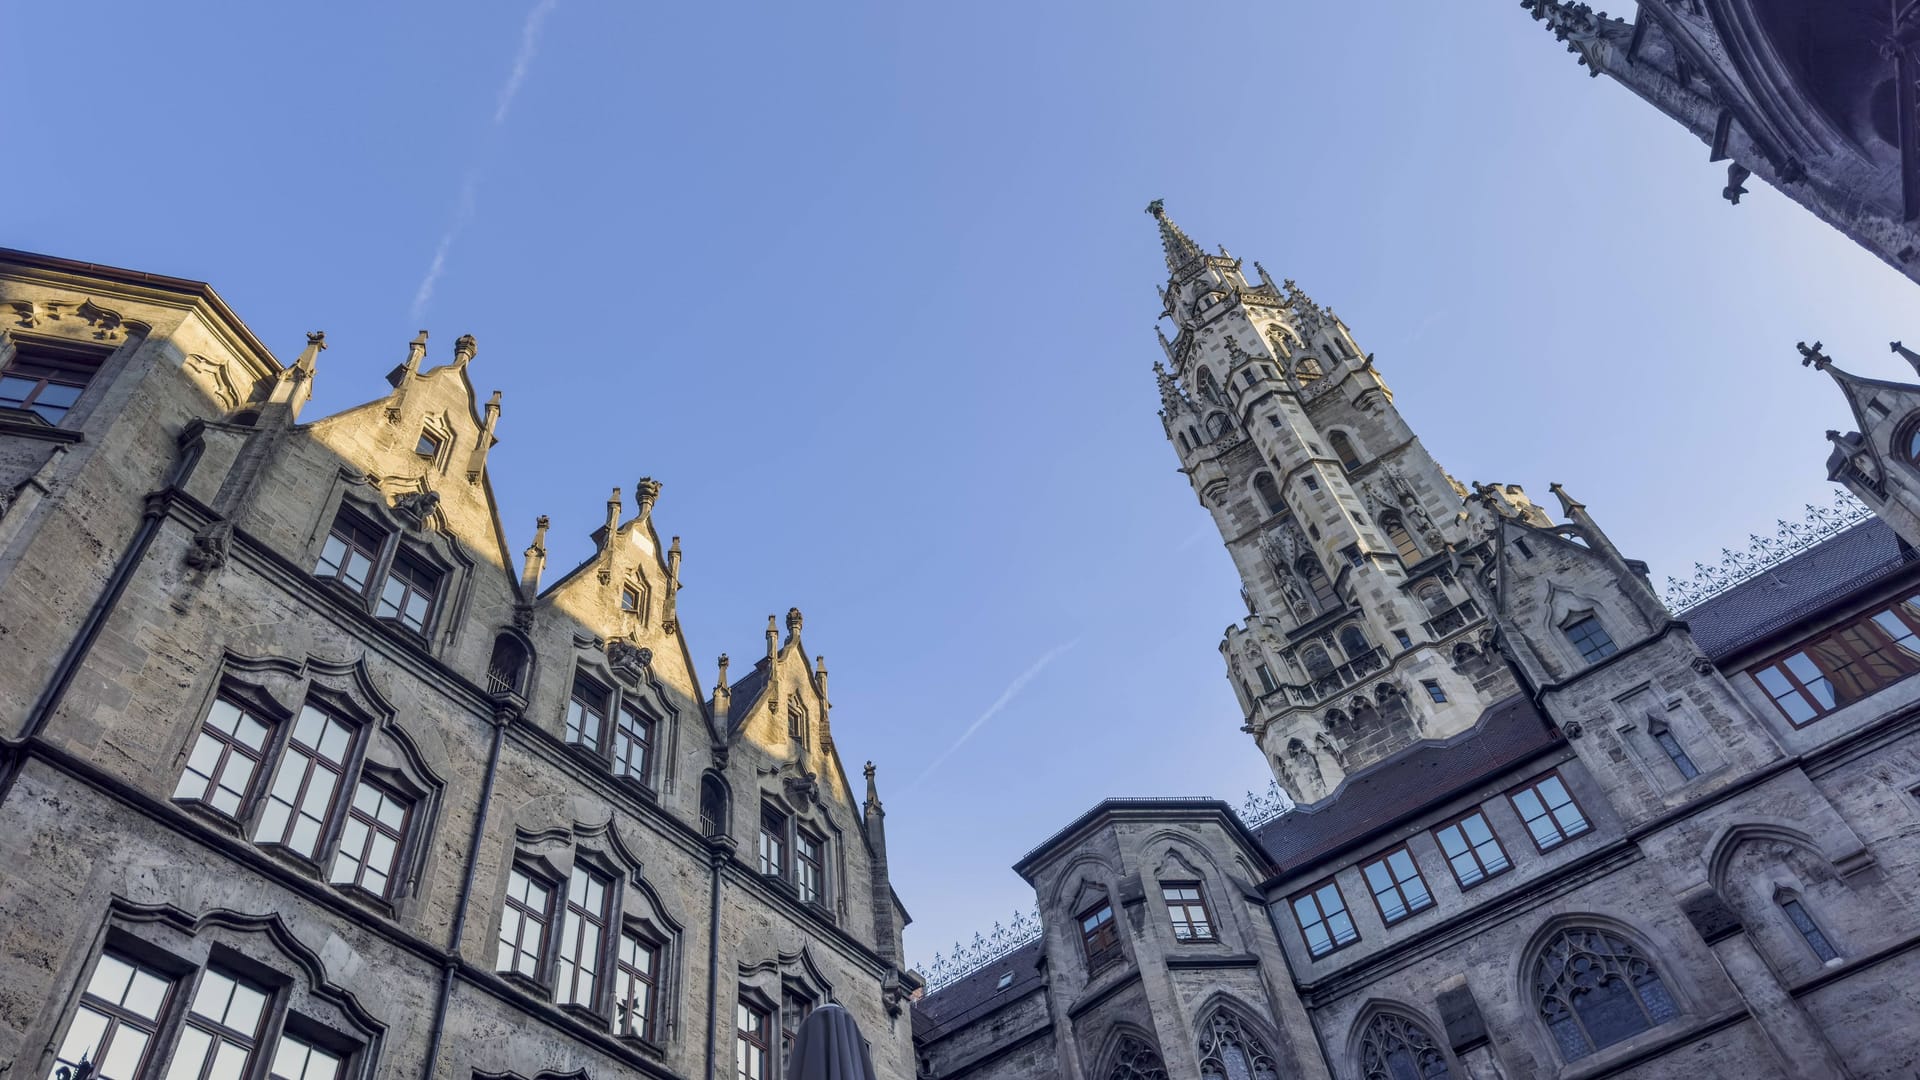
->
[{"left": 786, "top": 1003, "right": 879, "bottom": 1080}]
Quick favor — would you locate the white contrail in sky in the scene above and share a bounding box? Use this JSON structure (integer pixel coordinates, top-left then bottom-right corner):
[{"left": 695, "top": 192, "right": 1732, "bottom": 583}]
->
[
  {"left": 410, "top": 0, "right": 559, "bottom": 322},
  {"left": 913, "top": 639, "right": 1080, "bottom": 786}
]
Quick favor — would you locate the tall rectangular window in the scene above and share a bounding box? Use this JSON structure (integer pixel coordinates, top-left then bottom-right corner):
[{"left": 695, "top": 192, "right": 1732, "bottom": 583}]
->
[
  {"left": 374, "top": 552, "right": 438, "bottom": 634},
  {"left": 1362, "top": 847, "right": 1434, "bottom": 924},
  {"left": 52, "top": 953, "right": 174, "bottom": 1080},
  {"left": 1508, "top": 772, "right": 1591, "bottom": 851},
  {"left": 328, "top": 780, "right": 410, "bottom": 898},
  {"left": 758, "top": 807, "right": 787, "bottom": 878},
  {"left": 566, "top": 675, "right": 611, "bottom": 753},
  {"left": 173, "top": 696, "right": 273, "bottom": 818},
  {"left": 1779, "top": 897, "right": 1840, "bottom": 963},
  {"left": 1162, "top": 883, "right": 1215, "bottom": 941},
  {"left": 780, "top": 989, "right": 815, "bottom": 1073},
  {"left": 1079, "top": 901, "right": 1120, "bottom": 971},
  {"left": 314, "top": 515, "right": 384, "bottom": 595},
  {"left": 796, "top": 831, "right": 825, "bottom": 906},
  {"left": 497, "top": 867, "right": 554, "bottom": 980},
  {"left": 1255, "top": 664, "right": 1278, "bottom": 694},
  {"left": 612, "top": 702, "right": 654, "bottom": 785},
  {"left": 253, "top": 706, "right": 353, "bottom": 858},
  {"left": 1289, "top": 879, "right": 1358, "bottom": 957},
  {"left": 615, "top": 931, "right": 660, "bottom": 1041},
  {"left": 1422, "top": 680, "right": 1448, "bottom": 704},
  {"left": 165, "top": 969, "right": 270, "bottom": 1080},
  {"left": 736, "top": 1001, "right": 771, "bottom": 1080},
  {"left": 556, "top": 866, "right": 611, "bottom": 1009},
  {"left": 1751, "top": 598, "right": 1920, "bottom": 725},
  {"left": 0, "top": 341, "right": 100, "bottom": 425},
  {"left": 1651, "top": 723, "right": 1699, "bottom": 780},
  {"left": 1433, "top": 811, "right": 1511, "bottom": 888}
]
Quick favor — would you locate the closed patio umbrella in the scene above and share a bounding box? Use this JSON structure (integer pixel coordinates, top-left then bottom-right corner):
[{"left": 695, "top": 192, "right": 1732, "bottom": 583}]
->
[{"left": 785, "top": 1003, "right": 879, "bottom": 1080}]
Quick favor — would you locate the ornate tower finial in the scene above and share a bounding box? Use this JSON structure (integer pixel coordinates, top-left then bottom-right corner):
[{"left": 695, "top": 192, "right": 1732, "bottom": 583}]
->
[
  {"left": 295, "top": 331, "right": 327, "bottom": 376},
  {"left": 1798, "top": 340, "right": 1832, "bottom": 371},
  {"left": 635, "top": 477, "right": 661, "bottom": 521},
  {"left": 1146, "top": 199, "right": 1204, "bottom": 274},
  {"left": 453, "top": 333, "right": 478, "bottom": 368},
  {"left": 786, "top": 606, "right": 803, "bottom": 637}
]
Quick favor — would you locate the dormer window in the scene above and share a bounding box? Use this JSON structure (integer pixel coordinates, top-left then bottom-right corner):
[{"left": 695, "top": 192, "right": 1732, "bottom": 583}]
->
[
  {"left": 317, "top": 513, "right": 384, "bottom": 595},
  {"left": 1079, "top": 900, "right": 1120, "bottom": 973},
  {"left": 415, "top": 431, "right": 441, "bottom": 458},
  {"left": 1564, "top": 615, "right": 1617, "bottom": 664},
  {"left": 621, "top": 584, "right": 641, "bottom": 612},
  {"left": 315, "top": 507, "right": 446, "bottom": 638}
]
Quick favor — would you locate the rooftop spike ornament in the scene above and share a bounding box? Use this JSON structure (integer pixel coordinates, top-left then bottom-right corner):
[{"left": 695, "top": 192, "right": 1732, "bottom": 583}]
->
[{"left": 1145, "top": 199, "right": 1204, "bottom": 274}]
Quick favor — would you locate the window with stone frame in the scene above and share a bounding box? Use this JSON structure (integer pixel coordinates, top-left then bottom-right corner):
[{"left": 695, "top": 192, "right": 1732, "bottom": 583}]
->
[
  {"left": 1196, "top": 1010, "right": 1280, "bottom": 1080},
  {"left": 759, "top": 805, "right": 788, "bottom": 879},
  {"left": 1254, "top": 663, "right": 1279, "bottom": 695},
  {"left": 1289, "top": 878, "right": 1359, "bottom": 958},
  {"left": 1563, "top": 614, "right": 1617, "bottom": 664},
  {"left": 1383, "top": 515, "right": 1421, "bottom": 562},
  {"left": 1079, "top": 900, "right": 1121, "bottom": 972},
  {"left": 736, "top": 999, "right": 772, "bottom": 1080},
  {"left": 614, "top": 927, "right": 663, "bottom": 1042},
  {"left": 172, "top": 669, "right": 432, "bottom": 904},
  {"left": 779, "top": 985, "right": 816, "bottom": 1074},
  {"left": 1330, "top": 431, "right": 1362, "bottom": 470},
  {"left": 1533, "top": 927, "right": 1678, "bottom": 1061},
  {"left": 1507, "top": 772, "right": 1591, "bottom": 852},
  {"left": 565, "top": 674, "right": 611, "bottom": 754},
  {"left": 1106, "top": 1033, "right": 1170, "bottom": 1079},
  {"left": 1749, "top": 595, "right": 1920, "bottom": 725},
  {"left": 555, "top": 865, "right": 614, "bottom": 1011},
  {"left": 612, "top": 700, "right": 655, "bottom": 785},
  {"left": 1647, "top": 718, "right": 1699, "bottom": 780},
  {"left": 51, "top": 946, "right": 359, "bottom": 1080},
  {"left": 496, "top": 865, "right": 557, "bottom": 982},
  {"left": 1361, "top": 846, "right": 1435, "bottom": 924},
  {"left": 1358, "top": 1011, "right": 1452, "bottom": 1080},
  {"left": 0, "top": 337, "right": 105, "bottom": 425},
  {"left": 1162, "top": 882, "right": 1215, "bottom": 942},
  {"left": 1298, "top": 555, "right": 1338, "bottom": 610},
  {"left": 313, "top": 507, "right": 445, "bottom": 638},
  {"left": 1254, "top": 473, "right": 1286, "bottom": 516},
  {"left": 1431, "top": 810, "right": 1511, "bottom": 889},
  {"left": 796, "top": 829, "right": 827, "bottom": 907},
  {"left": 1776, "top": 892, "right": 1840, "bottom": 963}
]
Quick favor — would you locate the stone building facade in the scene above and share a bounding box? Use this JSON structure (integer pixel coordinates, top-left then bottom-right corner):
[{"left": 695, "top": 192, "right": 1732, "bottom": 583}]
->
[
  {"left": 1518, "top": 0, "right": 1920, "bottom": 286},
  {"left": 910, "top": 207, "right": 1920, "bottom": 1078},
  {"left": 0, "top": 247, "right": 919, "bottom": 1080}
]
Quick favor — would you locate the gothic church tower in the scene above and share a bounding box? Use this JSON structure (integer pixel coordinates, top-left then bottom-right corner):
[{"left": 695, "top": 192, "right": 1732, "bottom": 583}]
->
[{"left": 1148, "top": 202, "right": 1520, "bottom": 802}]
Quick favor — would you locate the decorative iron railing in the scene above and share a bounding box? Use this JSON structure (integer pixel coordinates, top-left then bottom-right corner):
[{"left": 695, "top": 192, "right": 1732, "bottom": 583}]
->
[
  {"left": 1236, "top": 779, "right": 1294, "bottom": 828},
  {"left": 916, "top": 908, "right": 1043, "bottom": 993},
  {"left": 1662, "top": 491, "right": 1874, "bottom": 613}
]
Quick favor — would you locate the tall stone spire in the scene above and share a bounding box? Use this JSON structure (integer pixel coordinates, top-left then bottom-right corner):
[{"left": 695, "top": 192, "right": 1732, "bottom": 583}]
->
[
  {"left": 1146, "top": 209, "right": 1519, "bottom": 803},
  {"left": 1146, "top": 199, "right": 1204, "bottom": 274}
]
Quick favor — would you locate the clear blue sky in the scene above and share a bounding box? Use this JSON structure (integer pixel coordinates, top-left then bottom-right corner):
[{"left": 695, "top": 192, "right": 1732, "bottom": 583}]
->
[{"left": 8, "top": 2, "right": 1915, "bottom": 965}]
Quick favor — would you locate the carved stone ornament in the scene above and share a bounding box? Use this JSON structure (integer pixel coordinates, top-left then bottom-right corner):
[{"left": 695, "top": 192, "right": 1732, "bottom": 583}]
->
[
  {"left": 512, "top": 606, "right": 534, "bottom": 631},
  {"left": 391, "top": 489, "right": 441, "bottom": 528},
  {"left": 783, "top": 769, "right": 819, "bottom": 810},
  {"left": 607, "top": 639, "right": 652, "bottom": 677},
  {"left": 75, "top": 298, "right": 125, "bottom": 340},
  {"left": 1560, "top": 719, "right": 1584, "bottom": 739},
  {"left": 1691, "top": 655, "right": 1715, "bottom": 675},
  {"left": 184, "top": 519, "right": 234, "bottom": 570}
]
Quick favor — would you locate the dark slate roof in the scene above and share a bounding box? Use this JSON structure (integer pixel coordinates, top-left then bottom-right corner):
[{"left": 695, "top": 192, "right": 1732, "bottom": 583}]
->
[
  {"left": 713, "top": 659, "right": 772, "bottom": 734},
  {"left": 1255, "top": 694, "right": 1558, "bottom": 875},
  {"left": 911, "top": 938, "right": 1046, "bottom": 1044},
  {"left": 1683, "top": 518, "right": 1915, "bottom": 659}
]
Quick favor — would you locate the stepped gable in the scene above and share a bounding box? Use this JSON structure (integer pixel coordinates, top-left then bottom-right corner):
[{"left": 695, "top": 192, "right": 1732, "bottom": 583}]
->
[
  {"left": 911, "top": 938, "right": 1046, "bottom": 1041},
  {"left": 1254, "top": 694, "right": 1557, "bottom": 874},
  {"left": 1682, "top": 518, "right": 1915, "bottom": 659}
]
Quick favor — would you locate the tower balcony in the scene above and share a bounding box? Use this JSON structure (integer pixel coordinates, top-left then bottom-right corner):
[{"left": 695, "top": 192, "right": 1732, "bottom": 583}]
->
[
  {"left": 1256, "top": 646, "right": 1386, "bottom": 710},
  {"left": 1421, "top": 599, "right": 1481, "bottom": 640}
]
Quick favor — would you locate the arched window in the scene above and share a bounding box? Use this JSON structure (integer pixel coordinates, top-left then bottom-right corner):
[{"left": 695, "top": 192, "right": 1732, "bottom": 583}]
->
[
  {"left": 1298, "top": 556, "right": 1338, "bottom": 611},
  {"left": 1294, "top": 356, "right": 1324, "bottom": 384},
  {"left": 1330, "top": 431, "right": 1362, "bottom": 471},
  {"left": 1775, "top": 890, "right": 1840, "bottom": 963},
  {"left": 1533, "top": 926, "right": 1679, "bottom": 1061},
  {"left": 1339, "top": 625, "right": 1371, "bottom": 661},
  {"left": 1108, "top": 1033, "right": 1171, "bottom": 1080},
  {"left": 487, "top": 632, "right": 532, "bottom": 696},
  {"left": 1206, "top": 412, "right": 1234, "bottom": 440},
  {"left": 1901, "top": 414, "right": 1920, "bottom": 464},
  {"left": 1197, "top": 1011, "right": 1279, "bottom": 1080},
  {"left": 1198, "top": 368, "right": 1225, "bottom": 405},
  {"left": 1265, "top": 324, "right": 1294, "bottom": 357},
  {"left": 1383, "top": 516, "right": 1421, "bottom": 562},
  {"left": 1302, "top": 645, "right": 1336, "bottom": 681},
  {"left": 1416, "top": 582, "right": 1449, "bottom": 617},
  {"left": 1188, "top": 425, "right": 1202, "bottom": 447},
  {"left": 1359, "top": 1011, "right": 1452, "bottom": 1080},
  {"left": 699, "top": 774, "right": 730, "bottom": 838},
  {"left": 1177, "top": 432, "right": 1190, "bottom": 453},
  {"left": 1254, "top": 473, "right": 1285, "bottom": 516}
]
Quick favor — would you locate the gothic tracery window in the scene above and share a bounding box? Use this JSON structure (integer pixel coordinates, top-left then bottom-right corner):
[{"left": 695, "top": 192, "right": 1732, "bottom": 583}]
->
[
  {"left": 1533, "top": 927, "right": 1679, "bottom": 1060},
  {"left": 1359, "top": 1011, "right": 1452, "bottom": 1080},
  {"left": 1293, "top": 356, "right": 1323, "bottom": 384},
  {"left": 1198, "top": 368, "right": 1225, "bottom": 405},
  {"left": 1197, "top": 1010, "right": 1280, "bottom": 1080},
  {"left": 1108, "top": 1033, "right": 1171, "bottom": 1080}
]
